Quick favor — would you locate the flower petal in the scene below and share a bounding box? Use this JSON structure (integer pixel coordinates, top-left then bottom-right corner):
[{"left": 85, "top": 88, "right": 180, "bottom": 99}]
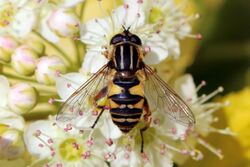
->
[
  {"left": 98, "top": 112, "right": 122, "bottom": 139},
  {"left": 24, "top": 120, "right": 59, "bottom": 159},
  {"left": 60, "top": 0, "right": 84, "bottom": 8},
  {"left": 0, "top": 107, "right": 25, "bottom": 130},
  {"left": 39, "top": 5, "right": 60, "bottom": 43},
  {"left": 10, "top": 8, "right": 36, "bottom": 37},
  {"left": 81, "top": 50, "right": 108, "bottom": 73},
  {"left": 143, "top": 34, "right": 169, "bottom": 64},
  {"left": 56, "top": 73, "right": 89, "bottom": 100},
  {"left": 174, "top": 74, "right": 197, "bottom": 102},
  {"left": 0, "top": 76, "right": 10, "bottom": 107}
]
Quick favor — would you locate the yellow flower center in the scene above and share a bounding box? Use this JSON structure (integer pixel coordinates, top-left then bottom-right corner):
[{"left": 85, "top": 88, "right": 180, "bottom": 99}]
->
[
  {"left": 0, "top": 3, "right": 14, "bottom": 28},
  {"left": 149, "top": 7, "right": 164, "bottom": 24},
  {"left": 59, "top": 138, "right": 84, "bottom": 161}
]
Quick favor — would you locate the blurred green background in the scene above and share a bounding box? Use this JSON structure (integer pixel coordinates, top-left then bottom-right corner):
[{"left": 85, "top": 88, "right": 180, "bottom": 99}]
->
[{"left": 188, "top": 0, "right": 250, "bottom": 94}]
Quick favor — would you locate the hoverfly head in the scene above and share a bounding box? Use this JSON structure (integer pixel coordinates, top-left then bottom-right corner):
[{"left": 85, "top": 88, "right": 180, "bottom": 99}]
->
[{"left": 110, "top": 26, "right": 142, "bottom": 46}]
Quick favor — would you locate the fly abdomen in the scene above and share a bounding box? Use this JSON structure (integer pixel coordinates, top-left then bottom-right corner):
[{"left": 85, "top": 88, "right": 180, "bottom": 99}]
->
[
  {"left": 110, "top": 107, "right": 142, "bottom": 133},
  {"left": 108, "top": 75, "right": 144, "bottom": 133}
]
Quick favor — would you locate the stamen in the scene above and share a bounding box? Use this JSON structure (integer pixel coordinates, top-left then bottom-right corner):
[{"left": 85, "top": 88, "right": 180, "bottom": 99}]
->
[
  {"left": 196, "top": 80, "right": 206, "bottom": 92},
  {"left": 197, "top": 86, "right": 224, "bottom": 104},
  {"left": 86, "top": 138, "right": 94, "bottom": 147},
  {"left": 209, "top": 127, "right": 236, "bottom": 136},
  {"left": 48, "top": 98, "right": 64, "bottom": 104},
  {"left": 197, "top": 137, "right": 223, "bottom": 159},
  {"left": 196, "top": 103, "right": 225, "bottom": 119},
  {"left": 82, "top": 150, "right": 91, "bottom": 159},
  {"left": 105, "top": 138, "right": 113, "bottom": 146}
]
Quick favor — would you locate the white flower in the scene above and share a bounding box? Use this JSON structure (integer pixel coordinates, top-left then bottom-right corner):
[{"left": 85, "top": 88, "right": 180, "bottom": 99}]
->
[
  {"left": 24, "top": 119, "right": 109, "bottom": 167},
  {"left": 142, "top": 0, "right": 201, "bottom": 60},
  {"left": 0, "top": 0, "right": 40, "bottom": 37},
  {"left": 173, "top": 74, "right": 234, "bottom": 163},
  {"left": 80, "top": 0, "right": 199, "bottom": 73},
  {"left": 80, "top": 0, "right": 168, "bottom": 73}
]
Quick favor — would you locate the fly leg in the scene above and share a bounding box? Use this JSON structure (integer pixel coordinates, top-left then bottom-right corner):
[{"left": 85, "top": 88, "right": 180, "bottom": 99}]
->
[
  {"left": 90, "top": 86, "right": 109, "bottom": 129},
  {"left": 140, "top": 99, "right": 152, "bottom": 153},
  {"left": 91, "top": 108, "right": 105, "bottom": 129}
]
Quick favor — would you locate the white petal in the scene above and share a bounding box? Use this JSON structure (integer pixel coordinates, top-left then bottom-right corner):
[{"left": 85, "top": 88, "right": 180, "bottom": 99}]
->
[
  {"left": 24, "top": 120, "right": 59, "bottom": 159},
  {"left": 150, "top": 149, "right": 173, "bottom": 167},
  {"left": 82, "top": 50, "right": 108, "bottom": 73},
  {"left": 39, "top": 5, "right": 60, "bottom": 43},
  {"left": 166, "top": 35, "right": 180, "bottom": 58},
  {"left": 143, "top": 34, "right": 169, "bottom": 64},
  {"left": 111, "top": 150, "right": 141, "bottom": 167},
  {"left": 0, "top": 107, "right": 25, "bottom": 130},
  {"left": 80, "top": 18, "right": 111, "bottom": 45},
  {"left": 60, "top": 0, "right": 84, "bottom": 7},
  {"left": 9, "top": 0, "right": 28, "bottom": 7},
  {"left": 84, "top": 156, "right": 108, "bottom": 167},
  {"left": 174, "top": 74, "right": 198, "bottom": 102},
  {"left": 112, "top": 2, "right": 145, "bottom": 30},
  {"left": 0, "top": 76, "right": 10, "bottom": 107},
  {"left": 10, "top": 8, "right": 36, "bottom": 37},
  {"left": 99, "top": 112, "right": 122, "bottom": 139},
  {"left": 56, "top": 73, "right": 89, "bottom": 100}
]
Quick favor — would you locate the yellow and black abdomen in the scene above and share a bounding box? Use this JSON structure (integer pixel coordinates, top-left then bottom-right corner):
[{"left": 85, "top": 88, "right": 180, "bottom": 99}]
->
[{"left": 108, "top": 77, "right": 144, "bottom": 133}]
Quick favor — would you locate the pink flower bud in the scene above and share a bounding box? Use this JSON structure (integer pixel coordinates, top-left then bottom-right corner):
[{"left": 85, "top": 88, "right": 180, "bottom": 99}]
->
[
  {"left": 0, "top": 36, "right": 18, "bottom": 62},
  {"left": 8, "top": 83, "right": 37, "bottom": 114},
  {"left": 48, "top": 8, "right": 80, "bottom": 38},
  {"left": 11, "top": 45, "right": 39, "bottom": 76},
  {"left": 35, "top": 56, "right": 67, "bottom": 85}
]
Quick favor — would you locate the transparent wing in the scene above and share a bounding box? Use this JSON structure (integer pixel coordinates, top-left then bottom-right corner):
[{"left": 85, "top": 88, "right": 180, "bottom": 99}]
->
[
  {"left": 56, "top": 64, "right": 112, "bottom": 122},
  {"left": 143, "top": 65, "right": 195, "bottom": 126}
]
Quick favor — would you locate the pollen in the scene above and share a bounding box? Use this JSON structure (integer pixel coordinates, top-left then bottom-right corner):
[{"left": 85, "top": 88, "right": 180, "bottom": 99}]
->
[
  {"left": 0, "top": 3, "right": 14, "bottom": 28},
  {"left": 59, "top": 138, "right": 84, "bottom": 161}
]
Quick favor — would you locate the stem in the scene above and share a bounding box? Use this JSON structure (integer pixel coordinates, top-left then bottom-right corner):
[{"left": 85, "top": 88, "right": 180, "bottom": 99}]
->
[
  {"left": 22, "top": 102, "right": 58, "bottom": 121},
  {"left": 0, "top": 60, "right": 11, "bottom": 67},
  {"left": 3, "top": 66, "right": 37, "bottom": 82},
  {"left": 33, "top": 31, "right": 73, "bottom": 67}
]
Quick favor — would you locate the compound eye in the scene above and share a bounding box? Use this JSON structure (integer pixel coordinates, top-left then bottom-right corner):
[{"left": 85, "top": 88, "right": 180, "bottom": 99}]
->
[
  {"left": 130, "top": 35, "right": 142, "bottom": 45},
  {"left": 110, "top": 34, "right": 124, "bottom": 44}
]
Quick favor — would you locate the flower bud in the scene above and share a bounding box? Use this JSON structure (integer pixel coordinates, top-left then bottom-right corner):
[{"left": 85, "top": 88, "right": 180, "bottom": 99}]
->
[
  {"left": 0, "top": 125, "right": 25, "bottom": 160},
  {"left": 25, "top": 39, "right": 45, "bottom": 55},
  {"left": 0, "top": 36, "right": 18, "bottom": 62},
  {"left": 35, "top": 56, "right": 67, "bottom": 85},
  {"left": 11, "top": 45, "right": 39, "bottom": 76},
  {"left": 8, "top": 83, "right": 37, "bottom": 114},
  {"left": 48, "top": 8, "right": 80, "bottom": 38}
]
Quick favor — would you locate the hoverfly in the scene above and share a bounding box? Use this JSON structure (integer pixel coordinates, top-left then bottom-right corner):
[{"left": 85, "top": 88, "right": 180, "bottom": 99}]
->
[{"left": 56, "top": 27, "right": 195, "bottom": 153}]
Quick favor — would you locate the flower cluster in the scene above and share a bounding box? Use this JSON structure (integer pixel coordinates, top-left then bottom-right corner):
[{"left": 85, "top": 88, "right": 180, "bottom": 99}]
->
[{"left": 0, "top": 0, "right": 233, "bottom": 167}]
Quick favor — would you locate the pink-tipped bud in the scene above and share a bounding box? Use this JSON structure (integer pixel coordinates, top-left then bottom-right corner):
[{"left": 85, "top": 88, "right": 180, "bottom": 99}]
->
[
  {"left": 8, "top": 83, "right": 37, "bottom": 114},
  {"left": 11, "top": 45, "right": 39, "bottom": 76},
  {"left": 0, "top": 36, "right": 18, "bottom": 62},
  {"left": 48, "top": 8, "right": 80, "bottom": 38},
  {"left": 35, "top": 56, "right": 67, "bottom": 85}
]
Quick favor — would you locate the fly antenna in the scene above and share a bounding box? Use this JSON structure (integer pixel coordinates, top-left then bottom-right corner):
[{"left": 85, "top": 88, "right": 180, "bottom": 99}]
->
[{"left": 122, "top": 25, "right": 131, "bottom": 32}]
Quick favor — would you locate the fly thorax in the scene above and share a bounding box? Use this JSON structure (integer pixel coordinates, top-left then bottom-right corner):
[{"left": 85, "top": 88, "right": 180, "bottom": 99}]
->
[{"left": 113, "top": 43, "right": 140, "bottom": 72}]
